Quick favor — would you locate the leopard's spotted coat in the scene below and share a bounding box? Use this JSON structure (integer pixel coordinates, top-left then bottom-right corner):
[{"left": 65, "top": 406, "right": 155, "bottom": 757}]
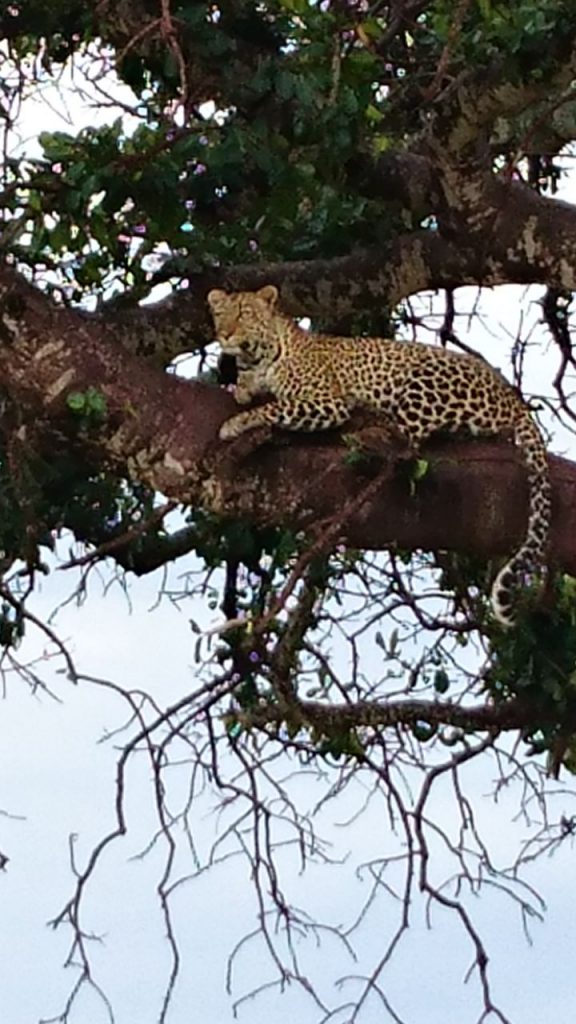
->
[{"left": 208, "top": 285, "right": 550, "bottom": 625}]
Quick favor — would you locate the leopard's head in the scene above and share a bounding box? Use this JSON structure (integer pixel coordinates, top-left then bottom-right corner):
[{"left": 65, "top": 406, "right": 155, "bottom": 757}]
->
[{"left": 207, "top": 285, "right": 282, "bottom": 367}]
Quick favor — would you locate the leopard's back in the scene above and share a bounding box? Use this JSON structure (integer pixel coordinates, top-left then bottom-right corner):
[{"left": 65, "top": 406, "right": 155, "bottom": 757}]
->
[{"left": 274, "top": 331, "right": 521, "bottom": 442}]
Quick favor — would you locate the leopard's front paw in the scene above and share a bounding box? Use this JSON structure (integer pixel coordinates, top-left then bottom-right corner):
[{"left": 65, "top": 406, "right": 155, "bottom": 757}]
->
[
  {"left": 219, "top": 405, "right": 275, "bottom": 440},
  {"left": 219, "top": 415, "right": 249, "bottom": 440},
  {"left": 233, "top": 385, "right": 253, "bottom": 406},
  {"left": 219, "top": 421, "right": 239, "bottom": 441},
  {"left": 234, "top": 368, "right": 258, "bottom": 405}
]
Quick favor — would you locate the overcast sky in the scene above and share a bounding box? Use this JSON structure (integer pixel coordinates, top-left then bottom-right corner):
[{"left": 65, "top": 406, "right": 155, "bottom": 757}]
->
[{"left": 1, "top": 47, "right": 576, "bottom": 1024}]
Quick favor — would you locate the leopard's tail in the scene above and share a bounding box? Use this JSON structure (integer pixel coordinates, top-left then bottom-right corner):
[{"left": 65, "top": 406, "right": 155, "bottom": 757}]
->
[{"left": 490, "top": 410, "right": 550, "bottom": 627}]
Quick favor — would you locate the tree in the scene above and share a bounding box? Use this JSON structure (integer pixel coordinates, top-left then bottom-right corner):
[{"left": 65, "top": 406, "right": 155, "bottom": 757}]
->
[{"left": 2, "top": 2, "right": 576, "bottom": 1022}]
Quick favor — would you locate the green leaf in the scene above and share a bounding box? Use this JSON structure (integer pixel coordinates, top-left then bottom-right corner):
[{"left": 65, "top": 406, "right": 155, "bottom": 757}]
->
[
  {"left": 365, "top": 104, "right": 384, "bottom": 123},
  {"left": 85, "top": 388, "right": 107, "bottom": 418},
  {"left": 433, "top": 669, "right": 450, "bottom": 694},
  {"left": 413, "top": 458, "right": 429, "bottom": 481},
  {"left": 67, "top": 392, "right": 86, "bottom": 413}
]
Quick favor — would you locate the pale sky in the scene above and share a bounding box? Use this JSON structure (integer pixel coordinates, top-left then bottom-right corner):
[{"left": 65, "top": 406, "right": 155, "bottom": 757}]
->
[{"left": 1, "top": 44, "right": 576, "bottom": 1024}]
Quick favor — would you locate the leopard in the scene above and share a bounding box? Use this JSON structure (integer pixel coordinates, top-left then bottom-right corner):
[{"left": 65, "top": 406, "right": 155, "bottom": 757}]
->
[{"left": 208, "top": 284, "right": 551, "bottom": 627}]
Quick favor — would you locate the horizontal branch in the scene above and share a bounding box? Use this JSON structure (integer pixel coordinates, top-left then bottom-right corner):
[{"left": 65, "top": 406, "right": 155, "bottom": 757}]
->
[
  {"left": 235, "top": 693, "right": 550, "bottom": 737},
  {"left": 101, "top": 177, "right": 576, "bottom": 362},
  {"left": 0, "top": 264, "right": 575, "bottom": 578},
  {"left": 105, "top": 229, "right": 480, "bottom": 356}
]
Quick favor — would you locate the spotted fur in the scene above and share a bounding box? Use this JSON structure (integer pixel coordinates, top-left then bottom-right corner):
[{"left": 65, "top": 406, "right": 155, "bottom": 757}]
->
[{"left": 208, "top": 285, "right": 550, "bottom": 626}]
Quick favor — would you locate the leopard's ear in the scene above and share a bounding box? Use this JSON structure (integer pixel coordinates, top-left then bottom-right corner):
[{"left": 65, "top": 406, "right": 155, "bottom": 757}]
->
[
  {"left": 207, "top": 289, "right": 229, "bottom": 309},
  {"left": 257, "top": 284, "right": 278, "bottom": 306}
]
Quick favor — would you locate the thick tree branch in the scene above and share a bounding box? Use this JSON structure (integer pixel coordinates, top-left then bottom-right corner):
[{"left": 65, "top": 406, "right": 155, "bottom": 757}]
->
[
  {"left": 104, "top": 172, "right": 576, "bottom": 360},
  {"left": 106, "top": 230, "right": 478, "bottom": 353},
  {"left": 1, "top": 263, "right": 575, "bottom": 576}
]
